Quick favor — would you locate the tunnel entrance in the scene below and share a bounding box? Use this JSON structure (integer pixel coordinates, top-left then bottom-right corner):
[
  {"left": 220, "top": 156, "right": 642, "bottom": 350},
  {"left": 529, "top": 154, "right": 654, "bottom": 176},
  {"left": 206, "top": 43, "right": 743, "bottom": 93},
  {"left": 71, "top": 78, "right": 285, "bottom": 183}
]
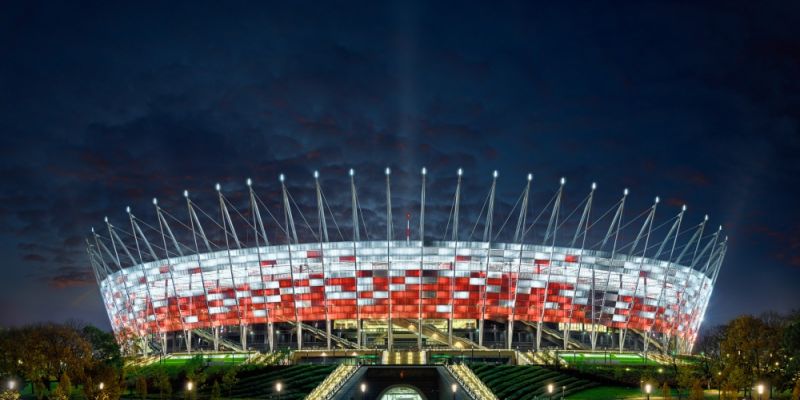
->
[{"left": 378, "top": 385, "right": 426, "bottom": 400}]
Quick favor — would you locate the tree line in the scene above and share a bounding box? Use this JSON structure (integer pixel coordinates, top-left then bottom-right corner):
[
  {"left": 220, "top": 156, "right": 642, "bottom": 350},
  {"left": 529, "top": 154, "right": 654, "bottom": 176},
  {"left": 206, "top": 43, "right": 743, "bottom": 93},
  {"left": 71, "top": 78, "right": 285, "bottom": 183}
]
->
[
  {"left": 0, "top": 322, "right": 122, "bottom": 400},
  {"left": 691, "top": 311, "right": 800, "bottom": 399}
]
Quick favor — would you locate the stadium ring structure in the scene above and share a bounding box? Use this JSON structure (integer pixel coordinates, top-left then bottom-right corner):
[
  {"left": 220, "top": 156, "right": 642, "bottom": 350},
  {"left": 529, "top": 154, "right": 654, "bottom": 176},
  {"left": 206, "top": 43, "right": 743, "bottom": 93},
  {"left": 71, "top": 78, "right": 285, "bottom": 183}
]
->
[{"left": 88, "top": 168, "right": 727, "bottom": 356}]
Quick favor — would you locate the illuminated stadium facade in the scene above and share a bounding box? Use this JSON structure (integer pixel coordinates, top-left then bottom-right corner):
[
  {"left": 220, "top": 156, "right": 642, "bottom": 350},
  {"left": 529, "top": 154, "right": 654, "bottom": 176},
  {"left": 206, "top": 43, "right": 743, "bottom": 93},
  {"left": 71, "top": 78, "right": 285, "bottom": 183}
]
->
[{"left": 88, "top": 168, "right": 727, "bottom": 356}]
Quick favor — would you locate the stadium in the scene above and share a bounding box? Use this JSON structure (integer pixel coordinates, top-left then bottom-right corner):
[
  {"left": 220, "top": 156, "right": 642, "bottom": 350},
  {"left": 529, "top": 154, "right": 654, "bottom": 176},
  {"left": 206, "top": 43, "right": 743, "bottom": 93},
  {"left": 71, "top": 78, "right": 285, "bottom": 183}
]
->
[{"left": 88, "top": 167, "right": 726, "bottom": 361}]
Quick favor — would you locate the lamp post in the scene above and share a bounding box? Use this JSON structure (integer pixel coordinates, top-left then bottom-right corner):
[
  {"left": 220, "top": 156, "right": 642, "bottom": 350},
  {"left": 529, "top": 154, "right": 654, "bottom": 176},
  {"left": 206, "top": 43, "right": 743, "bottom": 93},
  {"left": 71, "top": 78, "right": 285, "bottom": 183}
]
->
[
  {"left": 547, "top": 383, "right": 554, "bottom": 400},
  {"left": 361, "top": 383, "right": 366, "bottom": 400},
  {"left": 276, "top": 382, "right": 282, "bottom": 400},
  {"left": 561, "top": 385, "right": 565, "bottom": 399},
  {"left": 645, "top": 383, "right": 651, "bottom": 400},
  {"left": 451, "top": 383, "right": 457, "bottom": 400},
  {"left": 757, "top": 383, "right": 764, "bottom": 400}
]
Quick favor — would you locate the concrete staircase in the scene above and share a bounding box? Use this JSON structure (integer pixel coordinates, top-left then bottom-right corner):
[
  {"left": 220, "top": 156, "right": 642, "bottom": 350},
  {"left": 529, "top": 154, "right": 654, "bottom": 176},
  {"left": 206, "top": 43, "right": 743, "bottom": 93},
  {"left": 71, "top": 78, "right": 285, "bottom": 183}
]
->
[
  {"left": 305, "top": 364, "right": 359, "bottom": 400},
  {"left": 446, "top": 364, "right": 499, "bottom": 400}
]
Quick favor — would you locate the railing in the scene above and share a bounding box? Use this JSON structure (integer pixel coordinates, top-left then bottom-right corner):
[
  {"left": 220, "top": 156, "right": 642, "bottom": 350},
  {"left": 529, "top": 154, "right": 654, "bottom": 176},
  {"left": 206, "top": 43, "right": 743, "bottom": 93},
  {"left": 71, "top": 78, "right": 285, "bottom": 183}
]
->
[
  {"left": 305, "top": 364, "right": 359, "bottom": 400},
  {"left": 445, "top": 364, "right": 498, "bottom": 400}
]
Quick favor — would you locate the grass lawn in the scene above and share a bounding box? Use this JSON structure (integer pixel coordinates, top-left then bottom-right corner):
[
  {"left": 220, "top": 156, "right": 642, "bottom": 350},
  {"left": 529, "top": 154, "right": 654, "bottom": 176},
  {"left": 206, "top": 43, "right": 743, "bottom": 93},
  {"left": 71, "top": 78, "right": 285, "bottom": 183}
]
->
[
  {"left": 559, "top": 352, "right": 657, "bottom": 366},
  {"left": 566, "top": 386, "right": 643, "bottom": 399}
]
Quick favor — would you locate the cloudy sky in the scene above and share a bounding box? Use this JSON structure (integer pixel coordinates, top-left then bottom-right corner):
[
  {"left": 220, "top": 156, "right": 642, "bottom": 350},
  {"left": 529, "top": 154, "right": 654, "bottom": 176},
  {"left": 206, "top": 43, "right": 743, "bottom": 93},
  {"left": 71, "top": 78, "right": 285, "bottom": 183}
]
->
[{"left": 1, "top": 1, "right": 799, "bottom": 330}]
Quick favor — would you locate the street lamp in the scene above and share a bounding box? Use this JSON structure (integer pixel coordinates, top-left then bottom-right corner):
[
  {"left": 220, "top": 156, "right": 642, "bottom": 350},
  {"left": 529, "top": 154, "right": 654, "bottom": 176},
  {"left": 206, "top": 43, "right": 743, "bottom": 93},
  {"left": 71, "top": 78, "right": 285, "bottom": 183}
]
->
[
  {"left": 361, "top": 383, "right": 366, "bottom": 400},
  {"left": 276, "top": 382, "right": 283, "bottom": 400},
  {"left": 757, "top": 383, "right": 764, "bottom": 400},
  {"left": 8, "top": 380, "right": 15, "bottom": 391},
  {"left": 562, "top": 385, "right": 565, "bottom": 399},
  {"left": 547, "top": 383, "right": 554, "bottom": 400},
  {"left": 186, "top": 381, "right": 192, "bottom": 392},
  {"left": 451, "top": 383, "right": 457, "bottom": 400},
  {"left": 99, "top": 382, "right": 105, "bottom": 390},
  {"left": 645, "top": 383, "right": 651, "bottom": 400}
]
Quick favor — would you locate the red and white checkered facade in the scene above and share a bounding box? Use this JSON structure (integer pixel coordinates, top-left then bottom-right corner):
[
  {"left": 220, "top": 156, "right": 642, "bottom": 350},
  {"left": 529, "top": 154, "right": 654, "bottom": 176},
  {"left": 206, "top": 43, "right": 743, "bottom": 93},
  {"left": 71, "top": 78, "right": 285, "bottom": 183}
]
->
[{"left": 98, "top": 240, "right": 713, "bottom": 346}]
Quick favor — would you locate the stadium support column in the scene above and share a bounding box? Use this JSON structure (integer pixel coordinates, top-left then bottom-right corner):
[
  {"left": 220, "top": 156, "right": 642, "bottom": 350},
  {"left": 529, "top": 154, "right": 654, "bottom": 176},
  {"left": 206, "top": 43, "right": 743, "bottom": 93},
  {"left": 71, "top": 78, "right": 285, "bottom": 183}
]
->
[
  {"left": 186, "top": 190, "right": 216, "bottom": 353},
  {"left": 565, "top": 183, "right": 595, "bottom": 350},
  {"left": 664, "top": 216, "right": 707, "bottom": 351},
  {"left": 101, "top": 220, "right": 146, "bottom": 355},
  {"left": 509, "top": 173, "right": 533, "bottom": 350},
  {"left": 153, "top": 199, "right": 189, "bottom": 352},
  {"left": 418, "top": 167, "right": 427, "bottom": 350},
  {"left": 128, "top": 208, "right": 166, "bottom": 354},
  {"left": 385, "top": 167, "right": 394, "bottom": 350},
  {"left": 536, "top": 178, "right": 564, "bottom": 352},
  {"left": 479, "top": 170, "right": 498, "bottom": 348},
  {"left": 280, "top": 174, "right": 301, "bottom": 350},
  {"left": 314, "top": 171, "right": 332, "bottom": 351},
  {"left": 620, "top": 196, "right": 658, "bottom": 353},
  {"left": 644, "top": 205, "right": 685, "bottom": 354},
  {"left": 350, "top": 169, "right": 362, "bottom": 348},
  {"left": 217, "top": 183, "right": 246, "bottom": 350},
  {"left": 449, "top": 168, "right": 463, "bottom": 347},
  {"left": 592, "top": 189, "right": 627, "bottom": 351},
  {"left": 247, "top": 178, "right": 273, "bottom": 352}
]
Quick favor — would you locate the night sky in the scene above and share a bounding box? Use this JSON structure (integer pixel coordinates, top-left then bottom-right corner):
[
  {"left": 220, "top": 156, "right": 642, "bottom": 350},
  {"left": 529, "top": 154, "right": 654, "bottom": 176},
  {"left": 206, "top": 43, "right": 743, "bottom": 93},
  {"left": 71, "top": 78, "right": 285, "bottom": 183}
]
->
[{"left": 1, "top": 2, "right": 799, "bottom": 331}]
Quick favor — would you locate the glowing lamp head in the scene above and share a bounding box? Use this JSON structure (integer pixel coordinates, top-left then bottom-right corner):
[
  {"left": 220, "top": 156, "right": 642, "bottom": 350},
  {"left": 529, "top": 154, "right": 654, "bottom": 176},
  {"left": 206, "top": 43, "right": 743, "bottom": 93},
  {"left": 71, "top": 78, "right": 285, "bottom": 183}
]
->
[
  {"left": 215, "top": 183, "right": 221, "bottom": 192},
  {"left": 99, "top": 382, "right": 105, "bottom": 390},
  {"left": 104, "top": 216, "right": 108, "bottom": 223},
  {"left": 757, "top": 384, "right": 764, "bottom": 395},
  {"left": 548, "top": 383, "right": 554, "bottom": 394},
  {"left": 91, "top": 227, "right": 94, "bottom": 233},
  {"left": 385, "top": 167, "right": 391, "bottom": 175},
  {"left": 421, "top": 167, "right": 427, "bottom": 175},
  {"left": 349, "top": 168, "right": 354, "bottom": 177},
  {"left": 314, "top": 170, "right": 319, "bottom": 179},
  {"left": 279, "top": 173, "right": 285, "bottom": 183},
  {"left": 560, "top": 177, "right": 566, "bottom": 185},
  {"left": 624, "top": 188, "right": 629, "bottom": 196},
  {"left": 246, "top": 178, "right": 252, "bottom": 187},
  {"left": 645, "top": 383, "right": 651, "bottom": 394},
  {"left": 186, "top": 382, "right": 193, "bottom": 391},
  {"left": 654, "top": 196, "right": 660, "bottom": 204},
  {"left": 457, "top": 168, "right": 463, "bottom": 176},
  {"left": 527, "top": 173, "right": 533, "bottom": 181},
  {"left": 705, "top": 214, "right": 709, "bottom": 221},
  {"left": 276, "top": 382, "right": 282, "bottom": 392},
  {"left": 451, "top": 383, "right": 457, "bottom": 393},
  {"left": 152, "top": 197, "right": 158, "bottom": 205},
  {"left": 591, "top": 182, "right": 597, "bottom": 190},
  {"left": 493, "top": 170, "right": 498, "bottom": 178},
  {"left": 682, "top": 204, "right": 687, "bottom": 211},
  {"left": 183, "top": 190, "right": 189, "bottom": 198},
  {"left": 361, "top": 383, "right": 366, "bottom": 393},
  {"left": 125, "top": 206, "right": 131, "bottom": 214},
  {"left": 8, "top": 381, "right": 15, "bottom": 390}
]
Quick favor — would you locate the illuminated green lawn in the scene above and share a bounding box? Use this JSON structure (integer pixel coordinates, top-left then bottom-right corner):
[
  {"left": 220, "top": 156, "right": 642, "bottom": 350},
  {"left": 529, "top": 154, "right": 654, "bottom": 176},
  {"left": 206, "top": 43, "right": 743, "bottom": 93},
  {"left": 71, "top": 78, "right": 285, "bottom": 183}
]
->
[{"left": 559, "top": 352, "right": 654, "bottom": 365}]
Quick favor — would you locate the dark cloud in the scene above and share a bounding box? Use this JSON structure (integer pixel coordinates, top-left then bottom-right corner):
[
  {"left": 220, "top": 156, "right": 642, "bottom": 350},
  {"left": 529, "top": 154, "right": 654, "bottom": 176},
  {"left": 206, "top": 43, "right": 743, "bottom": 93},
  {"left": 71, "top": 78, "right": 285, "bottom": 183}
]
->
[{"left": 1, "top": 1, "right": 799, "bottom": 328}]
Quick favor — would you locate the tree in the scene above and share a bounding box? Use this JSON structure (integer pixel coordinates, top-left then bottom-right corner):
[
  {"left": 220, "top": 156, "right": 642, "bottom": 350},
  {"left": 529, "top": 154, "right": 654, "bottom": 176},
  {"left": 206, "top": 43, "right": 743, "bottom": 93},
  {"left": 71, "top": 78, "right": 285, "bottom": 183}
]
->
[
  {"left": 719, "top": 315, "right": 782, "bottom": 397},
  {"left": 661, "top": 383, "right": 672, "bottom": 400},
  {"left": 689, "top": 380, "right": 704, "bottom": 400},
  {"left": 135, "top": 376, "right": 148, "bottom": 400},
  {"left": 210, "top": 381, "right": 221, "bottom": 400},
  {"left": 221, "top": 367, "right": 238, "bottom": 397},
  {"left": 156, "top": 369, "right": 172, "bottom": 400},
  {"left": 81, "top": 326, "right": 122, "bottom": 369},
  {"left": 51, "top": 372, "right": 72, "bottom": 400}
]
